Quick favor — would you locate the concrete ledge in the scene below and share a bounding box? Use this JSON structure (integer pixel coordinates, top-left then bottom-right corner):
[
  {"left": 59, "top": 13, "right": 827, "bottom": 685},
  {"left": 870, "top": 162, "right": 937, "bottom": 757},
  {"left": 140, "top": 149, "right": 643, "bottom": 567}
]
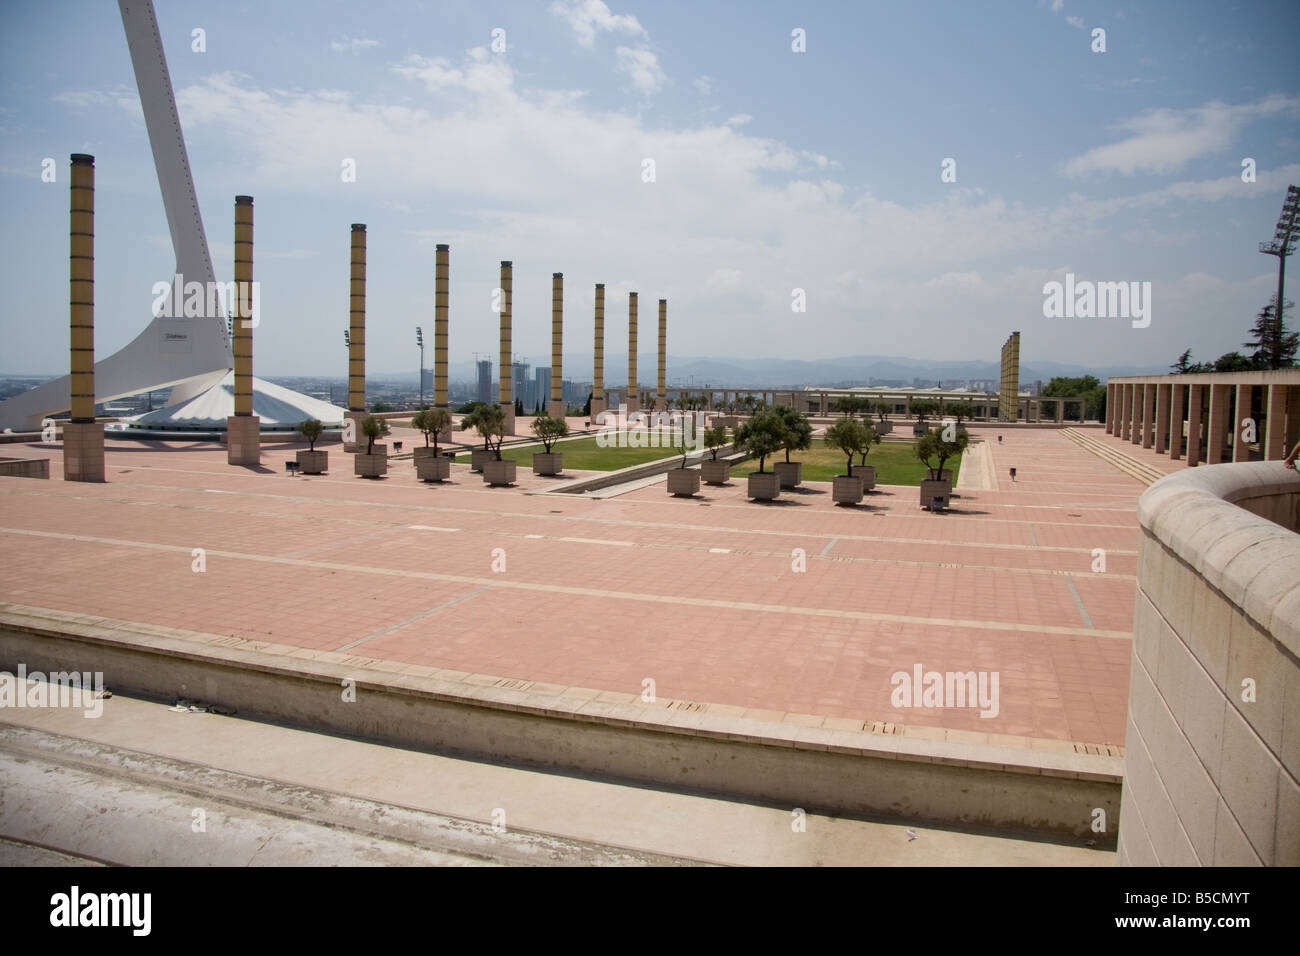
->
[
  {"left": 0, "top": 457, "right": 49, "bottom": 479},
  {"left": 0, "top": 605, "right": 1119, "bottom": 842}
]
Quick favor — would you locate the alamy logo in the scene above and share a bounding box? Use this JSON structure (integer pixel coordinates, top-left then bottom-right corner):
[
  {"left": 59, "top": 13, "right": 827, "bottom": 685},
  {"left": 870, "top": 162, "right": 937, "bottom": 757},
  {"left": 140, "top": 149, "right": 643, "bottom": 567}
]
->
[
  {"left": 1042, "top": 272, "right": 1151, "bottom": 328},
  {"left": 890, "top": 663, "right": 1000, "bottom": 718},
  {"left": 0, "top": 664, "right": 104, "bottom": 718},
  {"left": 50, "top": 886, "right": 151, "bottom": 936},
  {"left": 594, "top": 404, "right": 707, "bottom": 450},
  {"left": 151, "top": 273, "right": 259, "bottom": 328}
]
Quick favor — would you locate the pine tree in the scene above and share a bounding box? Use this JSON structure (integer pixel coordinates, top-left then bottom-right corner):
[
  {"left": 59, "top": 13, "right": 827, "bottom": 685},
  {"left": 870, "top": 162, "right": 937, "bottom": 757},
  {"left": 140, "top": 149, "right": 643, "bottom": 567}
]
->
[{"left": 1244, "top": 298, "right": 1298, "bottom": 370}]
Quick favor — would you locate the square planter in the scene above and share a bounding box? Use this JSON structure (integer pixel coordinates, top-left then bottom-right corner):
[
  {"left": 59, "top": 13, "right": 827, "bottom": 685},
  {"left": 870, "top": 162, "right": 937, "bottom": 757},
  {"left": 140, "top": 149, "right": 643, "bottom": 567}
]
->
[
  {"left": 470, "top": 448, "right": 492, "bottom": 473},
  {"left": 296, "top": 450, "right": 328, "bottom": 475},
  {"left": 921, "top": 478, "right": 952, "bottom": 510},
  {"left": 483, "top": 458, "right": 517, "bottom": 486},
  {"left": 701, "top": 459, "right": 731, "bottom": 485},
  {"left": 354, "top": 452, "right": 388, "bottom": 478},
  {"left": 849, "top": 464, "right": 876, "bottom": 490},
  {"left": 747, "top": 471, "right": 780, "bottom": 501},
  {"left": 666, "top": 468, "right": 701, "bottom": 497},
  {"left": 416, "top": 456, "right": 451, "bottom": 482},
  {"left": 532, "top": 452, "right": 563, "bottom": 476},
  {"left": 832, "top": 474, "right": 864, "bottom": 505},
  {"left": 773, "top": 460, "right": 802, "bottom": 488},
  {"left": 412, "top": 446, "right": 436, "bottom": 461}
]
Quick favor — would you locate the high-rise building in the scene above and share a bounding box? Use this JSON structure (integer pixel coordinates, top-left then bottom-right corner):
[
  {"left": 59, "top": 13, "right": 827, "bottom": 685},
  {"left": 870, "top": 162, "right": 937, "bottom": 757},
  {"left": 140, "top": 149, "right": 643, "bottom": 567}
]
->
[
  {"left": 511, "top": 361, "right": 529, "bottom": 407},
  {"left": 534, "top": 367, "right": 551, "bottom": 412},
  {"left": 476, "top": 360, "right": 493, "bottom": 404}
]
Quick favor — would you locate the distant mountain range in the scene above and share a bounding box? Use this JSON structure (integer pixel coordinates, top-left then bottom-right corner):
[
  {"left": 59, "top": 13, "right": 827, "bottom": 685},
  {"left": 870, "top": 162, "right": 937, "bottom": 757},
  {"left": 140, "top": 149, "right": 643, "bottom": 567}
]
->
[{"left": 368, "top": 353, "right": 1166, "bottom": 389}]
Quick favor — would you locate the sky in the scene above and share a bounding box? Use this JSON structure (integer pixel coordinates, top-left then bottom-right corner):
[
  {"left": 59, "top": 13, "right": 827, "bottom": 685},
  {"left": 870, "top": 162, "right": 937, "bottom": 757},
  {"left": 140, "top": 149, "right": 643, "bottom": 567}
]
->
[{"left": 1, "top": 0, "right": 1298, "bottom": 379}]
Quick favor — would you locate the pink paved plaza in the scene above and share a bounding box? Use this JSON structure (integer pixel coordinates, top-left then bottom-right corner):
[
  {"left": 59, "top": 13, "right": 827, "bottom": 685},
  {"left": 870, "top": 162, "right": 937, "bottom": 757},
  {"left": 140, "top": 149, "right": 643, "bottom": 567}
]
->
[{"left": 0, "top": 423, "right": 1158, "bottom": 750}]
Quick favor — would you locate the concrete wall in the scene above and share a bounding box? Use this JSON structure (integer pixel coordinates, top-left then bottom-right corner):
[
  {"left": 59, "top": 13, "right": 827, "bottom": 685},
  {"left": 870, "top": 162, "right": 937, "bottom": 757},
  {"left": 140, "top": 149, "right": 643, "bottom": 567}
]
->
[
  {"left": 0, "top": 604, "right": 1120, "bottom": 842},
  {"left": 0, "top": 457, "right": 50, "bottom": 478},
  {"left": 1120, "top": 461, "right": 1300, "bottom": 865}
]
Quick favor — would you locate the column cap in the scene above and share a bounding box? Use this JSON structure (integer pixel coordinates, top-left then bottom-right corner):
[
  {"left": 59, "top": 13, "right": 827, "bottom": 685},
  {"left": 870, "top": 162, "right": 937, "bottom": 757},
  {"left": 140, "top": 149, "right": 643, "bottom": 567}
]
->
[
  {"left": 70, "top": 153, "right": 94, "bottom": 166},
  {"left": 595, "top": 283, "right": 604, "bottom": 289},
  {"left": 351, "top": 223, "right": 366, "bottom": 231},
  {"left": 436, "top": 243, "right": 449, "bottom": 250},
  {"left": 553, "top": 272, "right": 563, "bottom": 278},
  {"left": 235, "top": 195, "right": 253, "bottom": 205},
  {"left": 500, "top": 260, "right": 512, "bottom": 267}
]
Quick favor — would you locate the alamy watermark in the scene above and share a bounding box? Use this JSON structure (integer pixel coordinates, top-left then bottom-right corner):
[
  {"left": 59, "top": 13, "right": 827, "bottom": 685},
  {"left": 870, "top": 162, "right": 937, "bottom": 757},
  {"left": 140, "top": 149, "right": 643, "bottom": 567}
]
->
[
  {"left": 594, "top": 404, "right": 707, "bottom": 450},
  {"left": 890, "top": 663, "right": 1000, "bottom": 718},
  {"left": 151, "top": 273, "right": 260, "bottom": 328},
  {"left": 1042, "top": 272, "right": 1150, "bottom": 328},
  {"left": 0, "top": 664, "right": 104, "bottom": 717}
]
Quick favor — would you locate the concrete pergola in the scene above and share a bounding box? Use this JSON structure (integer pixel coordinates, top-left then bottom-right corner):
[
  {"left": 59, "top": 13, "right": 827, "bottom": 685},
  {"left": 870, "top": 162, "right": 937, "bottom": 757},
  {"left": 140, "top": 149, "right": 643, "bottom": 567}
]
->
[
  {"left": 600, "top": 386, "right": 1087, "bottom": 421},
  {"left": 1105, "top": 369, "right": 1300, "bottom": 465}
]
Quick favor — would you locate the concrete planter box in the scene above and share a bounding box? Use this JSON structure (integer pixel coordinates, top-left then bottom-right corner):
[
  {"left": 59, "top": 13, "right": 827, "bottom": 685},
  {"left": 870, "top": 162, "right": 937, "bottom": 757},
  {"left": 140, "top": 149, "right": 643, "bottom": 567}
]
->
[
  {"left": 666, "top": 468, "right": 701, "bottom": 497},
  {"left": 416, "top": 456, "right": 451, "bottom": 483},
  {"left": 925, "top": 469, "right": 954, "bottom": 483},
  {"left": 483, "top": 458, "right": 517, "bottom": 486},
  {"left": 849, "top": 464, "right": 876, "bottom": 490},
  {"left": 832, "top": 475, "right": 864, "bottom": 505},
  {"left": 412, "top": 446, "right": 437, "bottom": 461},
  {"left": 532, "top": 452, "right": 562, "bottom": 476},
  {"left": 875, "top": 421, "right": 893, "bottom": 435},
  {"left": 921, "top": 478, "right": 952, "bottom": 510},
  {"left": 296, "top": 450, "right": 328, "bottom": 474},
  {"left": 354, "top": 452, "right": 388, "bottom": 478},
  {"left": 470, "top": 448, "right": 492, "bottom": 473},
  {"left": 701, "top": 459, "right": 731, "bottom": 485},
  {"left": 747, "top": 472, "right": 780, "bottom": 501},
  {"left": 774, "top": 461, "right": 802, "bottom": 488}
]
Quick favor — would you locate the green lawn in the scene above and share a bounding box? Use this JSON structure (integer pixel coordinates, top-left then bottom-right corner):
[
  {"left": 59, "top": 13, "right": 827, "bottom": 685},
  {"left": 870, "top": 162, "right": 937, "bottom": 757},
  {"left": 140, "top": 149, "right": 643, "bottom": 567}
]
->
[
  {"left": 454, "top": 434, "right": 681, "bottom": 471},
  {"left": 748, "top": 440, "right": 962, "bottom": 485}
]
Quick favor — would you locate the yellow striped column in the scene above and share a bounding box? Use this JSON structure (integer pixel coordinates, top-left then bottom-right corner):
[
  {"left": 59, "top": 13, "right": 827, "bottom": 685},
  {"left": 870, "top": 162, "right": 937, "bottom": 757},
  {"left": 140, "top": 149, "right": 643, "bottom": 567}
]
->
[
  {"left": 435, "top": 244, "right": 449, "bottom": 409},
  {"left": 626, "top": 292, "right": 639, "bottom": 412},
  {"left": 498, "top": 260, "right": 515, "bottom": 434},
  {"left": 590, "top": 283, "right": 606, "bottom": 421},
  {"left": 227, "top": 195, "right": 260, "bottom": 464},
  {"left": 344, "top": 223, "right": 366, "bottom": 452},
  {"left": 64, "top": 153, "right": 104, "bottom": 481},
  {"left": 547, "top": 273, "right": 566, "bottom": 419},
  {"left": 657, "top": 298, "right": 667, "bottom": 411}
]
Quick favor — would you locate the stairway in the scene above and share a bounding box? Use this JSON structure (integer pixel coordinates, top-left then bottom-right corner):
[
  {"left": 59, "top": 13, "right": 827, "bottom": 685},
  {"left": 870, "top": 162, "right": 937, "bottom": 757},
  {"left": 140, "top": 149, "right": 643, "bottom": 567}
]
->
[{"left": 1061, "top": 428, "right": 1168, "bottom": 486}]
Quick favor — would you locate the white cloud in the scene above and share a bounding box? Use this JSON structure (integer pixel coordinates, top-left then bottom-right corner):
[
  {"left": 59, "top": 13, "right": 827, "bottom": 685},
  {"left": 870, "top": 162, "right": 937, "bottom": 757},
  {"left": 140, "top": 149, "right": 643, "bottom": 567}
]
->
[
  {"left": 1051, "top": 0, "right": 1064, "bottom": 12},
  {"left": 1064, "top": 95, "right": 1300, "bottom": 177},
  {"left": 1065, "top": 15, "right": 1084, "bottom": 29},
  {"left": 550, "top": 0, "right": 646, "bottom": 48},
  {"left": 693, "top": 75, "right": 714, "bottom": 96},
  {"left": 331, "top": 36, "right": 380, "bottom": 53},
  {"left": 615, "top": 46, "right": 667, "bottom": 96},
  {"left": 725, "top": 113, "right": 752, "bottom": 127}
]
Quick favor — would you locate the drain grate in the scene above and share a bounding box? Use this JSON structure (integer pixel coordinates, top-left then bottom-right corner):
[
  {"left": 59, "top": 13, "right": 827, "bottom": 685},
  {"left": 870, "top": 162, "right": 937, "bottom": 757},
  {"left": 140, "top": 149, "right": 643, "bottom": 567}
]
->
[
  {"left": 667, "top": 699, "right": 705, "bottom": 712},
  {"left": 1073, "top": 742, "right": 1124, "bottom": 757},
  {"left": 493, "top": 678, "right": 534, "bottom": 691},
  {"left": 865, "top": 720, "right": 902, "bottom": 735}
]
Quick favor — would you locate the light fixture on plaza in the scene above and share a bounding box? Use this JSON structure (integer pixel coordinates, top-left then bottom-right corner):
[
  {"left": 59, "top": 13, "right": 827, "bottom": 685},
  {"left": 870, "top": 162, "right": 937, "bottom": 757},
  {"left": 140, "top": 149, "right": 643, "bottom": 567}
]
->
[
  {"left": 416, "top": 326, "right": 425, "bottom": 408},
  {"left": 1259, "top": 184, "right": 1300, "bottom": 332}
]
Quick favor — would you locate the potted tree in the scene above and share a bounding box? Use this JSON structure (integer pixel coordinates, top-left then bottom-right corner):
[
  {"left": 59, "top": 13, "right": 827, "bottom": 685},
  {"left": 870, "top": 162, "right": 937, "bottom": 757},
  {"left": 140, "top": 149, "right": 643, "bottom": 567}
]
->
[
  {"left": 531, "top": 414, "right": 568, "bottom": 475},
  {"left": 666, "top": 416, "right": 701, "bottom": 497},
  {"left": 772, "top": 405, "right": 812, "bottom": 489},
  {"left": 850, "top": 420, "right": 882, "bottom": 490},
  {"left": 916, "top": 425, "right": 969, "bottom": 509},
  {"left": 873, "top": 401, "right": 893, "bottom": 435},
  {"left": 413, "top": 407, "right": 452, "bottom": 482},
  {"left": 824, "top": 416, "right": 868, "bottom": 505},
  {"left": 735, "top": 408, "right": 786, "bottom": 501},
  {"left": 475, "top": 404, "right": 515, "bottom": 486},
  {"left": 462, "top": 405, "right": 495, "bottom": 473},
  {"left": 296, "top": 419, "right": 327, "bottom": 474},
  {"left": 354, "top": 415, "right": 389, "bottom": 478},
  {"left": 701, "top": 423, "right": 731, "bottom": 485}
]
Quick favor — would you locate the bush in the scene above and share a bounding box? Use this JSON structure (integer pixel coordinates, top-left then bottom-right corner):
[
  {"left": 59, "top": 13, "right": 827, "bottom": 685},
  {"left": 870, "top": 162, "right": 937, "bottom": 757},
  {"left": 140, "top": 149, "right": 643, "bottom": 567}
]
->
[
  {"left": 531, "top": 414, "right": 569, "bottom": 453},
  {"left": 735, "top": 408, "right": 787, "bottom": 473},
  {"left": 297, "top": 418, "right": 323, "bottom": 451}
]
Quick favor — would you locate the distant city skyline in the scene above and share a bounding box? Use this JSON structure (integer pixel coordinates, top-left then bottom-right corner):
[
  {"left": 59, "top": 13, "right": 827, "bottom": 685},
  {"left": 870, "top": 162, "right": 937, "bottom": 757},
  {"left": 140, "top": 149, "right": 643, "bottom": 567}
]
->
[{"left": 1, "top": 0, "right": 1297, "bottom": 380}]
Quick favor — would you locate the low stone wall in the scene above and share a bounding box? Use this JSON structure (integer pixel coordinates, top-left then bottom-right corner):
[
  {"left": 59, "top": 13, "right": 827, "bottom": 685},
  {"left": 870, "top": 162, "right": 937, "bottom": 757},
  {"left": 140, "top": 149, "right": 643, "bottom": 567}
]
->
[
  {"left": 1119, "top": 461, "right": 1299, "bottom": 865},
  {"left": 0, "top": 457, "right": 50, "bottom": 479},
  {"left": 0, "top": 604, "right": 1120, "bottom": 842}
]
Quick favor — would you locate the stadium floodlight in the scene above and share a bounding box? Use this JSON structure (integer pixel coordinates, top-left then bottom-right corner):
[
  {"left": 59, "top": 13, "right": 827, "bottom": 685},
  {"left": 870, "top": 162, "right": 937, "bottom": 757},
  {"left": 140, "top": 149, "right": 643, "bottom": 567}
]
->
[{"left": 1259, "top": 184, "right": 1300, "bottom": 331}]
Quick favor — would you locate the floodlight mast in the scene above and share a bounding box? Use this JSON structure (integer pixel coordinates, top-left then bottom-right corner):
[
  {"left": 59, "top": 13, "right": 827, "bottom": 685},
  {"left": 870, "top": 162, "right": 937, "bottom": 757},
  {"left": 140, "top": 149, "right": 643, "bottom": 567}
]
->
[{"left": 1259, "top": 184, "right": 1300, "bottom": 334}]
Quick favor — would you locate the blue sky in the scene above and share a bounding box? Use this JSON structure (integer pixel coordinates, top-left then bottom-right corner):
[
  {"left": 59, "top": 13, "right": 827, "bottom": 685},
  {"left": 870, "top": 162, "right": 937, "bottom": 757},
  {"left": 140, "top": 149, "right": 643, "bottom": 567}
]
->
[{"left": 2, "top": 0, "right": 1298, "bottom": 377}]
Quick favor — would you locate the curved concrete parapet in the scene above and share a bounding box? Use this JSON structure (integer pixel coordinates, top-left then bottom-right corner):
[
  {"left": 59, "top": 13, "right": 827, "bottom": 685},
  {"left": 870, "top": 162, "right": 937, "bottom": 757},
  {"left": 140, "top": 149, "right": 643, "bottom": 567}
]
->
[{"left": 1119, "top": 461, "right": 1299, "bottom": 866}]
